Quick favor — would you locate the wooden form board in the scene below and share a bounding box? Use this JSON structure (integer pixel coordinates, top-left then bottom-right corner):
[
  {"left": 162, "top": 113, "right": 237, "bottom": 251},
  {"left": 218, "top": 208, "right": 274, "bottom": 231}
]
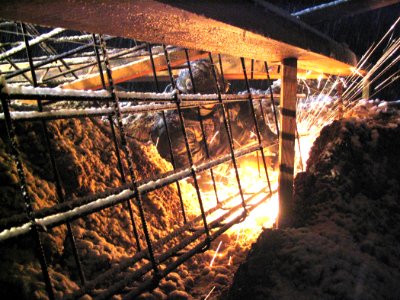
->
[
  {"left": 0, "top": 0, "right": 358, "bottom": 77},
  {"left": 0, "top": 54, "right": 328, "bottom": 85},
  {"left": 220, "top": 56, "right": 329, "bottom": 80}
]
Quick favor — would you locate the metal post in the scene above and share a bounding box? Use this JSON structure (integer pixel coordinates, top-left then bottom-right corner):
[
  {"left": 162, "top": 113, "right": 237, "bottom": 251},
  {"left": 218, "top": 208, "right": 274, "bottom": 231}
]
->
[
  {"left": 93, "top": 34, "right": 142, "bottom": 251},
  {"left": 21, "top": 22, "right": 86, "bottom": 285},
  {"left": 148, "top": 43, "right": 187, "bottom": 224},
  {"left": 278, "top": 57, "right": 297, "bottom": 228}
]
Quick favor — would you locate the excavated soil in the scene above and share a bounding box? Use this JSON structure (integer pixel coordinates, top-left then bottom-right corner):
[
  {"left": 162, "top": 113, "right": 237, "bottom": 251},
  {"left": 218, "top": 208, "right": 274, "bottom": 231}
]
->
[
  {"left": 228, "top": 110, "right": 400, "bottom": 300},
  {"left": 0, "top": 115, "right": 253, "bottom": 300}
]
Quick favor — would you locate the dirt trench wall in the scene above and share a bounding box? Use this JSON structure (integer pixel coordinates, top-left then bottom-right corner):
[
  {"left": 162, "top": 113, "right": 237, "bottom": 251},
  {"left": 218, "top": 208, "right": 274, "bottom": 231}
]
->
[
  {"left": 228, "top": 115, "right": 400, "bottom": 300},
  {"left": 0, "top": 117, "right": 183, "bottom": 299}
]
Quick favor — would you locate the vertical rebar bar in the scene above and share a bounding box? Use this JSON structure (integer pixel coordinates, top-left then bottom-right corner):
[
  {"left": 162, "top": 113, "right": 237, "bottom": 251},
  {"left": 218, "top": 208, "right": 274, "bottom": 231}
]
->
[
  {"left": 0, "top": 46, "right": 33, "bottom": 84},
  {"left": 295, "top": 123, "right": 304, "bottom": 172},
  {"left": 264, "top": 61, "right": 280, "bottom": 137},
  {"left": 99, "top": 35, "right": 159, "bottom": 276},
  {"left": 0, "top": 95, "right": 55, "bottom": 300},
  {"left": 217, "top": 54, "right": 226, "bottom": 92},
  {"left": 162, "top": 45, "right": 211, "bottom": 242},
  {"left": 148, "top": 43, "right": 187, "bottom": 223},
  {"left": 25, "top": 24, "right": 79, "bottom": 79},
  {"left": 21, "top": 22, "right": 86, "bottom": 285},
  {"left": 6, "top": 36, "right": 113, "bottom": 80},
  {"left": 217, "top": 54, "right": 234, "bottom": 144},
  {"left": 240, "top": 57, "right": 272, "bottom": 193},
  {"left": 92, "top": 34, "right": 142, "bottom": 251},
  {"left": 184, "top": 49, "right": 220, "bottom": 205},
  {"left": 208, "top": 53, "right": 248, "bottom": 215},
  {"left": 250, "top": 59, "right": 254, "bottom": 80}
]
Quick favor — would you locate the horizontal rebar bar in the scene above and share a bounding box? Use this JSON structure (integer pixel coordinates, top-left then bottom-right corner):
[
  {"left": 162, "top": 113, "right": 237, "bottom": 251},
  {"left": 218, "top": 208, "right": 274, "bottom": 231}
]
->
[
  {"left": 1, "top": 100, "right": 259, "bottom": 122},
  {"left": 0, "top": 139, "right": 277, "bottom": 242},
  {"left": 111, "top": 189, "right": 274, "bottom": 300},
  {"left": 42, "top": 43, "right": 151, "bottom": 82},
  {"left": 4, "top": 36, "right": 114, "bottom": 79},
  {"left": 2, "top": 85, "right": 279, "bottom": 102},
  {"left": 0, "top": 28, "right": 65, "bottom": 61},
  {"left": 65, "top": 185, "right": 251, "bottom": 299},
  {"left": 76, "top": 187, "right": 274, "bottom": 300}
]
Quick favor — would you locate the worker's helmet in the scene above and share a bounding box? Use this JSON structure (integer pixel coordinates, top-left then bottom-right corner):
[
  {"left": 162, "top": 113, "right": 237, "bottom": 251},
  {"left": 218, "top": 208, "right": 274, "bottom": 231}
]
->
[{"left": 176, "top": 59, "right": 228, "bottom": 94}]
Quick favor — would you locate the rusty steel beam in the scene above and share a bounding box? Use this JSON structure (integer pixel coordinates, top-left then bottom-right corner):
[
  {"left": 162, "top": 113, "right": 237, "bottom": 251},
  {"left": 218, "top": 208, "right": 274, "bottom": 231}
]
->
[{"left": 0, "top": 0, "right": 357, "bottom": 76}]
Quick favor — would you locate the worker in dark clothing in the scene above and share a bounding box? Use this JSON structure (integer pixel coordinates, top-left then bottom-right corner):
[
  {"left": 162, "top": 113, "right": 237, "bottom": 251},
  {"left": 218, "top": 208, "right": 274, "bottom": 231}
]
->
[{"left": 151, "top": 59, "right": 277, "bottom": 169}]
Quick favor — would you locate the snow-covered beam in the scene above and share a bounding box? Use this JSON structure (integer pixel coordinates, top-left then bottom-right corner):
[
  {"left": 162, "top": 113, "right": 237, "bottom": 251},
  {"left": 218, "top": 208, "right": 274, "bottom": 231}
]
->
[
  {"left": 0, "top": 0, "right": 357, "bottom": 76},
  {"left": 0, "top": 27, "right": 65, "bottom": 61},
  {"left": 293, "top": 0, "right": 400, "bottom": 24}
]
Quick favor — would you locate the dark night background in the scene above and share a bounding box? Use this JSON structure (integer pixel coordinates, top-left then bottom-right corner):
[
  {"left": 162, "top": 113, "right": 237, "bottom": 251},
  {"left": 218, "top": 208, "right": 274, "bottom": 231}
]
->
[{"left": 272, "top": 0, "right": 400, "bottom": 100}]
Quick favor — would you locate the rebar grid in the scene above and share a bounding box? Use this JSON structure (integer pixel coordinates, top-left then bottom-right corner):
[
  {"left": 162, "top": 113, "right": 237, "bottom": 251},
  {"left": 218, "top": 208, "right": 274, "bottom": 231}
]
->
[
  {"left": 21, "top": 21, "right": 86, "bottom": 286},
  {"left": 0, "top": 22, "right": 278, "bottom": 299},
  {"left": 93, "top": 34, "right": 142, "bottom": 252},
  {"left": 147, "top": 43, "right": 187, "bottom": 224}
]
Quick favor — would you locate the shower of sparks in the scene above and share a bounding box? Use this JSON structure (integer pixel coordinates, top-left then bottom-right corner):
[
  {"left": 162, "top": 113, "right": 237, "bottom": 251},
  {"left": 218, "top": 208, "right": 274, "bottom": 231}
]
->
[
  {"left": 344, "top": 15, "right": 400, "bottom": 101},
  {"left": 178, "top": 19, "right": 400, "bottom": 292},
  {"left": 296, "top": 16, "right": 400, "bottom": 173},
  {"left": 234, "top": 227, "right": 243, "bottom": 245},
  {"left": 209, "top": 241, "right": 223, "bottom": 268},
  {"left": 209, "top": 130, "right": 219, "bottom": 145},
  {"left": 183, "top": 151, "right": 279, "bottom": 245},
  {"left": 204, "top": 286, "right": 216, "bottom": 300}
]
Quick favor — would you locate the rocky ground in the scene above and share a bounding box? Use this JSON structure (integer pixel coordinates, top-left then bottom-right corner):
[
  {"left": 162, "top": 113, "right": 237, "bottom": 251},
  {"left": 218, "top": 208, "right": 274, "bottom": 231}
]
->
[{"left": 228, "top": 103, "right": 400, "bottom": 299}]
